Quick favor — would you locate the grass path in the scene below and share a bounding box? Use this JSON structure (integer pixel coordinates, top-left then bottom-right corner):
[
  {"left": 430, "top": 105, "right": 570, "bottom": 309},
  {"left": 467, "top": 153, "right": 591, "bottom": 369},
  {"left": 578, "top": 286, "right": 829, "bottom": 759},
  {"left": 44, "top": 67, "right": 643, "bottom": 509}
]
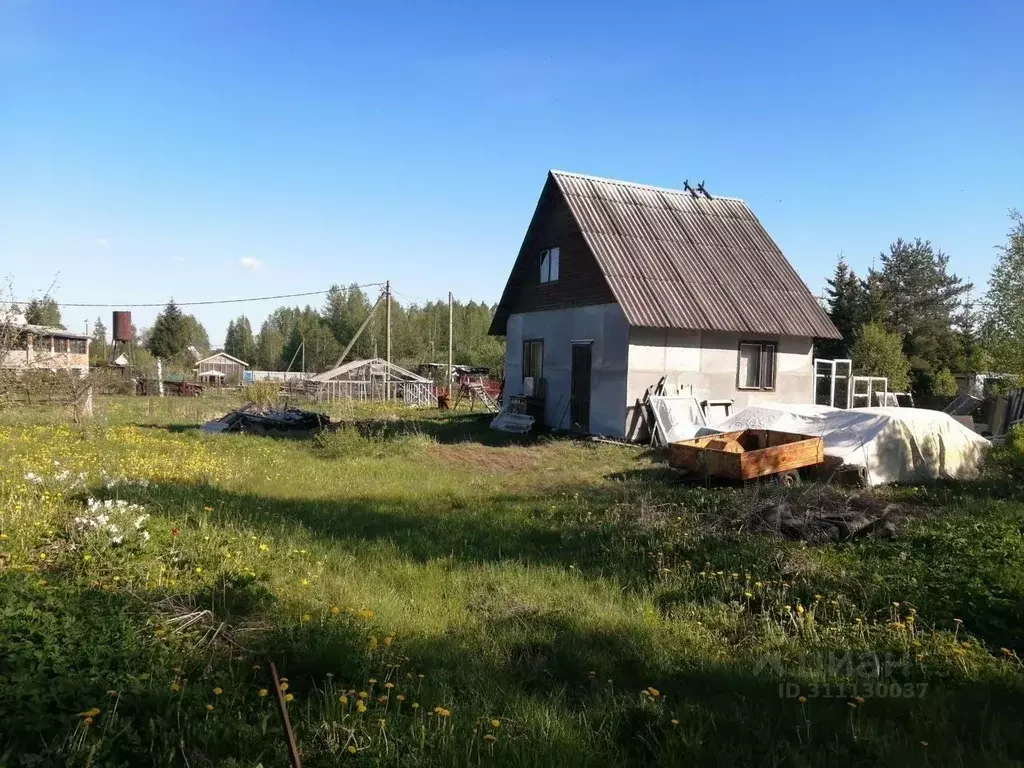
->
[{"left": 1, "top": 396, "right": 1023, "bottom": 766}]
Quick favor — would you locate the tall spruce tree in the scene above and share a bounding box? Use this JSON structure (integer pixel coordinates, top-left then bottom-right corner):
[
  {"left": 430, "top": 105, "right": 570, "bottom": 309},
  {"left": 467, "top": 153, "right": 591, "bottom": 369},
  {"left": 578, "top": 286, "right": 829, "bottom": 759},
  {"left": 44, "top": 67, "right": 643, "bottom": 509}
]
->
[
  {"left": 148, "top": 300, "right": 188, "bottom": 359},
  {"left": 820, "top": 255, "right": 868, "bottom": 358}
]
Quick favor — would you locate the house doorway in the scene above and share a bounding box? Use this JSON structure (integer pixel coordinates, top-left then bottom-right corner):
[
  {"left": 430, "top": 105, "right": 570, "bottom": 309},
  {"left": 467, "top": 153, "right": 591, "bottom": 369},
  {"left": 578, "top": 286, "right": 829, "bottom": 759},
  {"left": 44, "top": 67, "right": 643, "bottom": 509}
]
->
[{"left": 570, "top": 343, "right": 592, "bottom": 432}]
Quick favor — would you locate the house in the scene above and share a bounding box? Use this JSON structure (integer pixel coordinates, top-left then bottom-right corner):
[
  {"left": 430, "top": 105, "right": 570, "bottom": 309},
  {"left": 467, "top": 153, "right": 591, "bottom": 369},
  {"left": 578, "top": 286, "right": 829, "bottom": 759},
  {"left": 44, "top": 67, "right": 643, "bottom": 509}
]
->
[
  {"left": 194, "top": 351, "right": 247, "bottom": 385},
  {"left": 1, "top": 320, "right": 91, "bottom": 376},
  {"left": 488, "top": 170, "right": 841, "bottom": 438}
]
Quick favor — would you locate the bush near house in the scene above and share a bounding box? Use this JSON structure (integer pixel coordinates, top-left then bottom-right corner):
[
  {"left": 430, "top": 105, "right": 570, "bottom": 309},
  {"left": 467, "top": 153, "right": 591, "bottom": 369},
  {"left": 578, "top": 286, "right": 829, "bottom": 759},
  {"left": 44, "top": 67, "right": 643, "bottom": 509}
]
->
[{"left": 0, "top": 397, "right": 1022, "bottom": 767}]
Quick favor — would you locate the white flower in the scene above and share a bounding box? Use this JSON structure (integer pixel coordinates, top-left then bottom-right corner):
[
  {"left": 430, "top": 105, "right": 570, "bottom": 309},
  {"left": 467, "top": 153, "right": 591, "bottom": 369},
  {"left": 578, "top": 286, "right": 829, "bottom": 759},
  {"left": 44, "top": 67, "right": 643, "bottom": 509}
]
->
[
  {"left": 133, "top": 515, "right": 149, "bottom": 530},
  {"left": 141, "top": 531, "right": 151, "bottom": 543}
]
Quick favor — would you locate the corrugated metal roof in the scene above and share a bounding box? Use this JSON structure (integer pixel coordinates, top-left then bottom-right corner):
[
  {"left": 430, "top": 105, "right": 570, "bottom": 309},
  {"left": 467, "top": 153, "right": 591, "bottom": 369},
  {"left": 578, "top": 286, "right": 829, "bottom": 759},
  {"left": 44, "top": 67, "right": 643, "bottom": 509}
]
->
[{"left": 550, "top": 170, "right": 841, "bottom": 339}]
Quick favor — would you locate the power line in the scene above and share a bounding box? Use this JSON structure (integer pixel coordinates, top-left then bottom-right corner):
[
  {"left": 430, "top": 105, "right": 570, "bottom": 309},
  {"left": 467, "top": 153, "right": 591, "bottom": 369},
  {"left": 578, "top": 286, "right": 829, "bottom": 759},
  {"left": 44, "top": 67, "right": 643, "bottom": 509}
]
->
[{"left": 0, "top": 284, "right": 384, "bottom": 309}]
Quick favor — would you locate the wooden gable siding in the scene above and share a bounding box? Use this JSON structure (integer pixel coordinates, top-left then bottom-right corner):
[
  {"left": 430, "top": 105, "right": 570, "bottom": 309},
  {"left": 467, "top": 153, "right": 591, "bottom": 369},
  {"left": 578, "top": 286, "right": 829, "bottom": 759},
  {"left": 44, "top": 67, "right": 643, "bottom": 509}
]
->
[{"left": 489, "top": 176, "right": 615, "bottom": 335}]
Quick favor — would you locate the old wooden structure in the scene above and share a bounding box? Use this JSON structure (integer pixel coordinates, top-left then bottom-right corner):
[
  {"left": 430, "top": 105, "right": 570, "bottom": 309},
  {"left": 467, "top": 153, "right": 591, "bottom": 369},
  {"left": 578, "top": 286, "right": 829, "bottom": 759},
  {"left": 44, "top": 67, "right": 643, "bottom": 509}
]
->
[
  {"left": 669, "top": 429, "right": 824, "bottom": 483},
  {"left": 194, "top": 351, "right": 248, "bottom": 385}
]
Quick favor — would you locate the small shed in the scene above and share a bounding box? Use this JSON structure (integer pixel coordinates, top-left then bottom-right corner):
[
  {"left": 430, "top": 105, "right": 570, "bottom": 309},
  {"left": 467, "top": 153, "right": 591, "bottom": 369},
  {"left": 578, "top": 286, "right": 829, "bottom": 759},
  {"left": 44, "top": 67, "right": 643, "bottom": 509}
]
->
[
  {"left": 310, "top": 358, "right": 435, "bottom": 406},
  {"left": 194, "top": 352, "right": 248, "bottom": 385}
]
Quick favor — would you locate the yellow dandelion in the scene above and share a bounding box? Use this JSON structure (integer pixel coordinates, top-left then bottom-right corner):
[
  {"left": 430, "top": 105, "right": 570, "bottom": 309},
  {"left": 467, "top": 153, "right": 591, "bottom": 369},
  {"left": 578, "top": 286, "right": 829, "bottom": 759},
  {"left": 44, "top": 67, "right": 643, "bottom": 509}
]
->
[
  {"left": 78, "top": 707, "right": 101, "bottom": 718},
  {"left": 206, "top": 704, "right": 214, "bottom": 711},
  {"left": 744, "top": 591, "right": 753, "bottom": 598},
  {"left": 330, "top": 606, "right": 341, "bottom": 615},
  {"left": 490, "top": 719, "right": 501, "bottom": 728},
  {"left": 412, "top": 702, "right": 420, "bottom": 709},
  {"left": 383, "top": 635, "right": 394, "bottom": 647},
  {"left": 646, "top": 687, "right": 660, "bottom": 697},
  {"left": 796, "top": 604, "right": 805, "bottom": 615},
  {"left": 396, "top": 694, "right": 406, "bottom": 702},
  {"left": 203, "top": 506, "right": 213, "bottom": 512},
  {"left": 83, "top": 553, "right": 92, "bottom": 561},
  {"left": 347, "top": 745, "right": 357, "bottom": 754},
  {"left": 339, "top": 695, "right": 349, "bottom": 705},
  {"left": 301, "top": 614, "right": 311, "bottom": 622},
  {"left": 483, "top": 734, "right": 498, "bottom": 743},
  {"left": 259, "top": 543, "right": 269, "bottom": 552},
  {"left": 83, "top": 716, "right": 94, "bottom": 726},
  {"left": 285, "top": 693, "right": 294, "bottom": 702},
  {"left": 300, "top": 579, "right": 310, "bottom": 587},
  {"left": 671, "top": 718, "right": 680, "bottom": 726},
  {"left": 434, "top": 707, "right": 451, "bottom": 717},
  {"left": 170, "top": 682, "right": 181, "bottom": 692},
  {"left": 368, "top": 678, "right": 377, "bottom": 684},
  {"left": 195, "top": 567, "right": 203, "bottom": 574},
  {"left": 279, "top": 682, "right": 289, "bottom": 692},
  {"left": 258, "top": 689, "right": 268, "bottom": 697},
  {"left": 798, "top": 695, "right": 807, "bottom": 704},
  {"left": 384, "top": 682, "right": 394, "bottom": 689},
  {"left": 213, "top": 687, "right": 223, "bottom": 696},
  {"left": 356, "top": 701, "right": 367, "bottom": 713},
  {"left": 358, "top": 690, "right": 368, "bottom": 699}
]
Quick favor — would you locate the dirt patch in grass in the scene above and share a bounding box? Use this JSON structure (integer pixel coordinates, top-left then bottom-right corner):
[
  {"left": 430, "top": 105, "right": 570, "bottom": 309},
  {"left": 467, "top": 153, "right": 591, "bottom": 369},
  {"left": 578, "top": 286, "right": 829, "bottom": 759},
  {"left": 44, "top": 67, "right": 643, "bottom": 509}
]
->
[{"left": 427, "top": 443, "right": 552, "bottom": 474}]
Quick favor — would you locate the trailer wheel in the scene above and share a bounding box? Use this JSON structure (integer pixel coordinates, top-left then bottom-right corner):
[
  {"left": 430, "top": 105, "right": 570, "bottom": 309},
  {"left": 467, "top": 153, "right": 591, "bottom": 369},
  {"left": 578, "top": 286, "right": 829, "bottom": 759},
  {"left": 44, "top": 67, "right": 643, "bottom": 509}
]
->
[{"left": 778, "top": 470, "right": 801, "bottom": 487}]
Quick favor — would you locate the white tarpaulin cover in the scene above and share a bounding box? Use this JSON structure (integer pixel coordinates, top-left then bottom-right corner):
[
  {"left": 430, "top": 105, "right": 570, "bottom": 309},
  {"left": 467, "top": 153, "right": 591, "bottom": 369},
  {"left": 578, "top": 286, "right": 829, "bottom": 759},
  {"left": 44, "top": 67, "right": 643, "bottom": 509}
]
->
[{"left": 710, "top": 404, "right": 991, "bottom": 486}]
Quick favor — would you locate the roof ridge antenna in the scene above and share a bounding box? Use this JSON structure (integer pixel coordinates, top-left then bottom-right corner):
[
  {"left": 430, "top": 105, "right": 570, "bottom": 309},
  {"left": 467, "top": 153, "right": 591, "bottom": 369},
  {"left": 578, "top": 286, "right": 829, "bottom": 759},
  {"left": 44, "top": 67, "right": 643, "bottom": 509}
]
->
[
  {"left": 697, "top": 181, "right": 713, "bottom": 200},
  {"left": 682, "top": 179, "right": 699, "bottom": 199}
]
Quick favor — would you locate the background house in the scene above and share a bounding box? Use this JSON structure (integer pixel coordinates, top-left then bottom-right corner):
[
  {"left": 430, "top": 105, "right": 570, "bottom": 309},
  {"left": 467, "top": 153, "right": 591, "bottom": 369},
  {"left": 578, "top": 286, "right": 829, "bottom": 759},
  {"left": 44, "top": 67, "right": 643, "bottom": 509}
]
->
[
  {"left": 194, "top": 351, "right": 247, "bottom": 385},
  {"left": 489, "top": 170, "right": 841, "bottom": 438},
  {"left": 1, "top": 318, "right": 91, "bottom": 376}
]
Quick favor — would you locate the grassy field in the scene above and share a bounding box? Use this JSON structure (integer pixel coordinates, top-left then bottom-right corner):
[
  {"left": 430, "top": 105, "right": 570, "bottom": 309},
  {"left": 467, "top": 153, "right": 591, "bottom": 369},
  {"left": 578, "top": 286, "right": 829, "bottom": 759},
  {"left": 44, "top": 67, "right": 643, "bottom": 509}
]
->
[{"left": 1, "top": 395, "right": 1023, "bottom": 767}]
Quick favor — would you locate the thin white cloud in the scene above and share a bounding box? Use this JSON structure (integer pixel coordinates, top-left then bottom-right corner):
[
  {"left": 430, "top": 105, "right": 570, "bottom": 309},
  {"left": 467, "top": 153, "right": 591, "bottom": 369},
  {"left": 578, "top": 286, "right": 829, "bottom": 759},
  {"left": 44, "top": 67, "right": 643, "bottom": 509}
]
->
[
  {"left": 94, "top": 237, "right": 109, "bottom": 247},
  {"left": 238, "top": 257, "right": 264, "bottom": 270}
]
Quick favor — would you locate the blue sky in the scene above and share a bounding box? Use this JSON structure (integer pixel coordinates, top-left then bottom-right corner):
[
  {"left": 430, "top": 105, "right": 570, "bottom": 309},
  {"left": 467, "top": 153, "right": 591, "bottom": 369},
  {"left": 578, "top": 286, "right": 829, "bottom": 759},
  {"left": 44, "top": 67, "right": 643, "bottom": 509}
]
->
[{"left": 2, "top": 0, "right": 1022, "bottom": 345}]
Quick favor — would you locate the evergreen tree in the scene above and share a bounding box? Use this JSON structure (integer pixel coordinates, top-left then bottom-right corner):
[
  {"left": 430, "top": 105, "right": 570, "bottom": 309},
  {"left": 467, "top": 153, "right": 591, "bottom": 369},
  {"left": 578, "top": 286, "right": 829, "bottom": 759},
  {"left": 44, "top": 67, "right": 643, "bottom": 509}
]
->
[
  {"left": 255, "top": 322, "right": 285, "bottom": 370},
  {"left": 148, "top": 300, "right": 188, "bottom": 359},
  {"left": 819, "top": 255, "right": 867, "bottom": 358},
  {"left": 25, "top": 297, "right": 64, "bottom": 328},
  {"left": 224, "top": 315, "right": 256, "bottom": 363},
  {"left": 869, "top": 238, "right": 972, "bottom": 393},
  {"left": 983, "top": 210, "right": 1024, "bottom": 376}
]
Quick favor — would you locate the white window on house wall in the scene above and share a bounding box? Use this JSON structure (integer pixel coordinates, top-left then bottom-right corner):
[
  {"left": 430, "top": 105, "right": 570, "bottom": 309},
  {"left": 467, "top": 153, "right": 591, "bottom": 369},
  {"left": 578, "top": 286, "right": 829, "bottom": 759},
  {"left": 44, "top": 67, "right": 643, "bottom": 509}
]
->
[
  {"left": 540, "top": 247, "right": 560, "bottom": 283},
  {"left": 738, "top": 341, "right": 777, "bottom": 390}
]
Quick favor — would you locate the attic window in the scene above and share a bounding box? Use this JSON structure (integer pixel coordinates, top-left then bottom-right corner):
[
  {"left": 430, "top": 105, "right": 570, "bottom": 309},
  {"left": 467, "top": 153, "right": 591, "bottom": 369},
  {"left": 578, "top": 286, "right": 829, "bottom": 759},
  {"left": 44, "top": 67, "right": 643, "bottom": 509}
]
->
[{"left": 540, "top": 247, "right": 560, "bottom": 283}]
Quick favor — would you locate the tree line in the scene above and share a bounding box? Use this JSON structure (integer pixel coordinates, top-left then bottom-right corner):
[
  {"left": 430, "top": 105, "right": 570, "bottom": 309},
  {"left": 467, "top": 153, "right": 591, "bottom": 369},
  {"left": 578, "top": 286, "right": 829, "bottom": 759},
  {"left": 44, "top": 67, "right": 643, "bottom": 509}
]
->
[
  {"left": 821, "top": 210, "right": 1024, "bottom": 396},
  {"left": 80, "top": 284, "right": 503, "bottom": 375}
]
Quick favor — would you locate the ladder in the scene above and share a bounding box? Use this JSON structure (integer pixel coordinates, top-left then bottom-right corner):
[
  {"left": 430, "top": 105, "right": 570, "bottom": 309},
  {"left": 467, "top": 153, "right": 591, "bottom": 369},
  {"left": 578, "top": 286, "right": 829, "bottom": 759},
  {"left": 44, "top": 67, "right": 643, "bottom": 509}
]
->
[{"left": 454, "top": 379, "right": 498, "bottom": 412}]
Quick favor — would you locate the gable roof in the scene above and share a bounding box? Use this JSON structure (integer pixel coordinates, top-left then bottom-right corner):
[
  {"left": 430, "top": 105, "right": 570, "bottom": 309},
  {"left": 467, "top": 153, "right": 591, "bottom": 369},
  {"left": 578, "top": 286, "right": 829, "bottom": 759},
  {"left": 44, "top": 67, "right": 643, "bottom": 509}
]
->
[
  {"left": 491, "top": 170, "right": 840, "bottom": 339},
  {"left": 194, "top": 351, "right": 248, "bottom": 367},
  {"left": 311, "top": 357, "right": 432, "bottom": 383}
]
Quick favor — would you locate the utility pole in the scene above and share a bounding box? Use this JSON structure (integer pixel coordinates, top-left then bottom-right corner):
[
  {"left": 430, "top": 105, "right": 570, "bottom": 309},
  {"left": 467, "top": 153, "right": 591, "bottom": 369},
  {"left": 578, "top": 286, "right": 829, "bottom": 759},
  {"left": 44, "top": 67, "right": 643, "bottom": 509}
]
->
[
  {"left": 385, "top": 280, "right": 392, "bottom": 399},
  {"left": 301, "top": 336, "right": 305, "bottom": 374},
  {"left": 448, "top": 291, "right": 453, "bottom": 392}
]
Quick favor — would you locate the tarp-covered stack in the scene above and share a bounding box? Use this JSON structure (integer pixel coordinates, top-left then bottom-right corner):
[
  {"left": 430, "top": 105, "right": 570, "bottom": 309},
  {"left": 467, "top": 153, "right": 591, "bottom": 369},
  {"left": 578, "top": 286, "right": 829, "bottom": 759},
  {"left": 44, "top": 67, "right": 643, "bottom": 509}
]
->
[{"left": 712, "top": 404, "right": 990, "bottom": 486}]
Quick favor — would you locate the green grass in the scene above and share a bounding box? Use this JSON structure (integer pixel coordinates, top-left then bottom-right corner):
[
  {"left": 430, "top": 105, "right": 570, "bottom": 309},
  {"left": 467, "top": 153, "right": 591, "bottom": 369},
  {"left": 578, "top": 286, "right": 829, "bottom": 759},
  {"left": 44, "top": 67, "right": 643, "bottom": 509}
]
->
[{"left": 1, "top": 395, "right": 1023, "bottom": 767}]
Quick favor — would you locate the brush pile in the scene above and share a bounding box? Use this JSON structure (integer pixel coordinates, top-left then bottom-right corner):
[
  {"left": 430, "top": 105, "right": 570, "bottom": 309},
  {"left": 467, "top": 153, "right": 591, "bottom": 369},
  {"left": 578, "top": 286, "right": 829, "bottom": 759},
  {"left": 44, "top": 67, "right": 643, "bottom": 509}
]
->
[{"left": 203, "top": 403, "right": 330, "bottom": 435}]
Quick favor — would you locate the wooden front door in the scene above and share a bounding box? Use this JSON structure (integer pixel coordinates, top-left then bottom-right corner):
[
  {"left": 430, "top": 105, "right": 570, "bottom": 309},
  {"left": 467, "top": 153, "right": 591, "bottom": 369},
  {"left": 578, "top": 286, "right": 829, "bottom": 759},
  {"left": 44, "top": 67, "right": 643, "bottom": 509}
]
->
[{"left": 570, "top": 343, "right": 592, "bottom": 433}]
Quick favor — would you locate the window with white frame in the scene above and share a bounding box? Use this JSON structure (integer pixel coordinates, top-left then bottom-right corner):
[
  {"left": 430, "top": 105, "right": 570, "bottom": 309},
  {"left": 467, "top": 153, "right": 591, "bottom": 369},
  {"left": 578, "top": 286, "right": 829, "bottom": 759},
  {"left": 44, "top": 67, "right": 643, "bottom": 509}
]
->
[
  {"left": 737, "top": 341, "right": 777, "bottom": 390},
  {"left": 540, "top": 247, "right": 560, "bottom": 283}
]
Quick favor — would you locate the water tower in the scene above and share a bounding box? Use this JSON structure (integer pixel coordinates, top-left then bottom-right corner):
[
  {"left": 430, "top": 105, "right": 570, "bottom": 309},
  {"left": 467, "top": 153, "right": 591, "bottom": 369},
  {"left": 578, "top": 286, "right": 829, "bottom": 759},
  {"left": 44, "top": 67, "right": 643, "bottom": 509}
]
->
[{"left": 110, "top": 310, "right": 134, "bottom": 370}]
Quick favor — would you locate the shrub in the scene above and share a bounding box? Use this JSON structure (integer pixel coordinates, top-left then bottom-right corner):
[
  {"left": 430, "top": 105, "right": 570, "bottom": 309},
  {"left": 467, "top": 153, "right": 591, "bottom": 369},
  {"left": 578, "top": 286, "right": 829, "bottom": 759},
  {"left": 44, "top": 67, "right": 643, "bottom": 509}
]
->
[
  {"left": 851, "top": 321, "right": 911, "bottom": 391},
  {"left": 244, "top": 381, "right": 279, "bottom": 407}
]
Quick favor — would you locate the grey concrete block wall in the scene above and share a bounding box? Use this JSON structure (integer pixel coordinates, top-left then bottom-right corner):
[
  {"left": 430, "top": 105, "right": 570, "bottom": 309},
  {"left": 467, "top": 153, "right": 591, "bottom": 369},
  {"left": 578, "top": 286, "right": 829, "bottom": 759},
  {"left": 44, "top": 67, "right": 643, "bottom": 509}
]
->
[
  {"left": 626, "top": 329, "right": 815, "bottom": 408},
  {"left": 504, "top": 310, "right": 816, "bottom": 440},
  {"left": 504, "top": 304, "right": 629, "bottom": 437}
]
